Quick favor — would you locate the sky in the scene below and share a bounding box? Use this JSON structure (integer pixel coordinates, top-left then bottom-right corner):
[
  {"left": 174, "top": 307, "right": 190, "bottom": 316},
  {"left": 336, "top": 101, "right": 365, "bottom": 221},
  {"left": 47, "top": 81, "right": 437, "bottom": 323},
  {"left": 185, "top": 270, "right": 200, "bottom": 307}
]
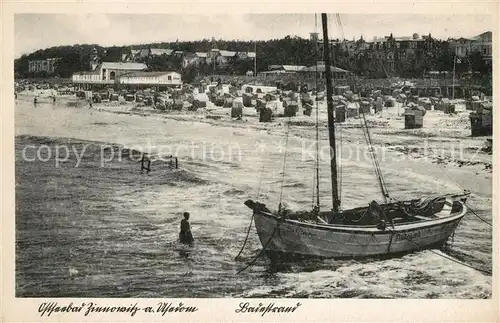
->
[{"left": 14, "top": 14, "right": 493, "bottom": 58}]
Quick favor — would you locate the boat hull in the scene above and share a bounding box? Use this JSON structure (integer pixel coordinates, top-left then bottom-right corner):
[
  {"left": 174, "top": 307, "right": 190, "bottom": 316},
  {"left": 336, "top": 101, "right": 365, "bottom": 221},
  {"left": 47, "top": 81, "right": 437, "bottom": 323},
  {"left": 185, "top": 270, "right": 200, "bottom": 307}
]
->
[{"left": 253, "top": 203, "right": 466, "bottom": 258}]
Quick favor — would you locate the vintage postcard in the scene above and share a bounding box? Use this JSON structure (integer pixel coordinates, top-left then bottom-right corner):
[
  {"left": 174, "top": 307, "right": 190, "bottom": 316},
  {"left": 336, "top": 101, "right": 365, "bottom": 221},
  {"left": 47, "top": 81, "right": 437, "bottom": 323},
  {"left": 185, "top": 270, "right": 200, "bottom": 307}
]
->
[{"left": 1, "top": 1, "right": 498, "bottom": 322}]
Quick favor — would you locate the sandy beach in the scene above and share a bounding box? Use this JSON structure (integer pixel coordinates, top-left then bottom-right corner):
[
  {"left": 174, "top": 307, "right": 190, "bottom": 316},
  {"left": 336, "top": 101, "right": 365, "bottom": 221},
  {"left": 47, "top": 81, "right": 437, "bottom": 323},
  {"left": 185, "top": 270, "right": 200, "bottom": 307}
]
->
[{"left": 15, "top": 93, "right": 492, "bottom": 298}]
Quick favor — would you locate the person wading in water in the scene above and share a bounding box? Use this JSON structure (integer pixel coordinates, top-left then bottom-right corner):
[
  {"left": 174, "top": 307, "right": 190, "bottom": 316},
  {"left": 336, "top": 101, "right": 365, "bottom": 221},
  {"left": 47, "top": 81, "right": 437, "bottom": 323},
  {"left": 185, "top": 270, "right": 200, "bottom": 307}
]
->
[{"left": 179, "top": 212, "right": 194, "bottom": 245}]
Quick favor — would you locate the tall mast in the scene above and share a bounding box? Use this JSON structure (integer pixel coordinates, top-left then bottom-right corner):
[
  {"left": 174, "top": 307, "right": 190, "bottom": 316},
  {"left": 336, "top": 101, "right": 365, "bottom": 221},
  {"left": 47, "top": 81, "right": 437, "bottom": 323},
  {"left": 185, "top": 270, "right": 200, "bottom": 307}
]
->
[
  {"left": 314, "top": 14, "right": 320, "bottom": 210},
  {"left": 321, "top": 13, "right": 340, "bottom": 213}
]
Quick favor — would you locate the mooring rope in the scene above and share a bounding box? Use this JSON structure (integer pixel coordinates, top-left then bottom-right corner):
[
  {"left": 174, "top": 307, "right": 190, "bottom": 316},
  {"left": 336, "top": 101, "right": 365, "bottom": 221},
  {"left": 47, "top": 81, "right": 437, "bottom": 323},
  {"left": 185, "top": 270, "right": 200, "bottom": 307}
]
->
[
  {"left": 236, "top": 118, "right": 291, "bottom": 272},
  {"left": 387, "top": 228, "right": 492, "bottom": 275},
  {"left": 464, "top": 203, "right": 492, "bottom": 227},
  {"left": 235, "top": 152, "right": 268, "bottom": 261},
  {"left": 236, "top": 218, "right": 282, "bottom": 275},
  {"left": 234, "top": 213, "right": 255, "bottom": 261},
  {"left": 435, "top": 163, "right": 492, "bottom": 227}
]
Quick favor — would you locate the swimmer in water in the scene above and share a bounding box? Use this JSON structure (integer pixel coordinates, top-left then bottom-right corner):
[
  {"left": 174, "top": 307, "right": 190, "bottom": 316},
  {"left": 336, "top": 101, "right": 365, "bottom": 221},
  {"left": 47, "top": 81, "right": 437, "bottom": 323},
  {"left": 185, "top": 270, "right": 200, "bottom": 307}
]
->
[{"left": 179, "top": 212, "right": 194, "bottom": 245}]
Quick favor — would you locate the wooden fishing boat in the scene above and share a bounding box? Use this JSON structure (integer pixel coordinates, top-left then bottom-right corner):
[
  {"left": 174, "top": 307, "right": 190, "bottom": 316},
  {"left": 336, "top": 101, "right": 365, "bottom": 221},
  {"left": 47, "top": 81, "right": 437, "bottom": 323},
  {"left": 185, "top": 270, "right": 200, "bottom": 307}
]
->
[
  {"left": 245, "top": 194, "right": 468, "bottom": 258},
  {"left": 244, "top": 13, "right": 470, "bottom": 259}
]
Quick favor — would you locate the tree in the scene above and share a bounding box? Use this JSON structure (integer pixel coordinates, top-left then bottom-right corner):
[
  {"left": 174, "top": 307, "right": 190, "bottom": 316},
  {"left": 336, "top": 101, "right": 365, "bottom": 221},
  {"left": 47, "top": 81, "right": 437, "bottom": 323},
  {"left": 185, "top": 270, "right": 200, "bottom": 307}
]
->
[
  {"left": 54, "top": 52, "right": 82, "bottom": 77},
  {"left": 435, "top": 49, "right": 454, "bottom": 72},
  {"left": 142, "top": 55, "right": 181, "bottom": 72},
  {"left": 13, "top": 37, "right": 493, "bottom": 82},
  {"left": 182, "top": 65, "right": 197, "bottom": 83},
  {"left": 469, "top": 51, "right": 489, "bottom": 73}
]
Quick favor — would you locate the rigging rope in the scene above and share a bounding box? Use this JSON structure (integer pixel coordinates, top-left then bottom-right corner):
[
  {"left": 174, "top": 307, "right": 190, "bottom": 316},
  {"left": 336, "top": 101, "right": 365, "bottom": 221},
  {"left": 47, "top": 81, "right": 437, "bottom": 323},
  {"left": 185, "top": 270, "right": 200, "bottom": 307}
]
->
[
  {"left": 235, "top": 152, "right": 268, "bottom": 260},
  {"left": 334, "top": 12, "right": 390, "bottom": 204},
  {"left": 363, "top": 113, "right": 390, "bottom": 197},
  {"left": 335, "top": 14, "right": 346, "bottom": 41},
  {"left": 311, "top": 165, "right": 316, "bottom": 209},
  {"left": 359, "top": 103, "right": 391, "bottom": 203},
  {"left": 311, "top": 13, "right": 317, "bottom": 210},
  {"left": 314, "top": 13, "right": 321, "bottom": 211},
  {"left": 436, "top": 162, "right": 467, "bottom": 192},
  {"left": 358, "top": 107, "right": 389, "bottom": 203},
  {"left": 338, "top": 121, "right": 343, "bottom": 204},
  {"left": 278, "top": 119, "right": 291, "bottom": 212},
  {"left": 334, "top": 14, "right": 390, "bottom": 203}
]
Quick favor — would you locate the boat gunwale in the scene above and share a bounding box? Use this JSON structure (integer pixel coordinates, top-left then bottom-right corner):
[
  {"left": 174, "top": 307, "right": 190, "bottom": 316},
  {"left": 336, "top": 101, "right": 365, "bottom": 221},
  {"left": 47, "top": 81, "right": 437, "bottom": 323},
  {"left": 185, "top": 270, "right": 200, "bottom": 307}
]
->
[{"left": 254, "top": 201, "right": 467, "bottom": 235}]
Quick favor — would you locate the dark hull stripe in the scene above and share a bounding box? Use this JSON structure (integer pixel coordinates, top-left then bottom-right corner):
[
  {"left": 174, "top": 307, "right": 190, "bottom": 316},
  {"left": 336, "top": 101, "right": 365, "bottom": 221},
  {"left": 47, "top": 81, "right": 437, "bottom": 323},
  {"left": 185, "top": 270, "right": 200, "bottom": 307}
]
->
[{"left": 255, "top": 210, "right": 465, "bottom": 235}]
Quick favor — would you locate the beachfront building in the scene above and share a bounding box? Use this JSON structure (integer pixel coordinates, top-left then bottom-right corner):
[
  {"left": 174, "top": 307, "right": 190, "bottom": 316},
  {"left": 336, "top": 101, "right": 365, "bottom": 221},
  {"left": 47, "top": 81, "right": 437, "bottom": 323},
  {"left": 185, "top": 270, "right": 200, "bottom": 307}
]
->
[
  {"left": 72, "top": 62, "right": 148, "bottom": 89},
  {"left": 28, "top": 58, "right": 59, "bottom": 74},
  {"left": 118, "top": 71, "right": 182, "bottom": 90},
  {"left": 449, "top": 37, "right": 472, "bottom": 58},
  {"left": 237, "top": 52, "right": 256, "bottom": 60},
  {"left": 182, "top": 53, "right": 201, "bottom": 68},
  {"left": 98, "top": 62, "right": 148, "bottom": 82},
  {"left": 266, "top": 65, "right": 307, "bottom": 73},
  {"left": 258, "top": 65, "right": 305, "bottom": 77},
  {"left": 72, "top": 71, "right": 101, "bottom": 85},
  {"left": 150, "top": 48, "right": 174, "bottom": 57},
  {"left": 366, "top": 33, "right": 434, "bottom": 53},
  {"left": 332, "top": 38, "right": 368, "bottom": 56},
  {"left": 448, "top": 31, "right": 491, "bottom": 65},
  {"left": 261, "top": 64, "right": 352, "bottom": 80},
  {"left": 208, "top": 49, "right": 256, "bottom": 67},
  {"left": 302, "top": 63, "right": 352, "bottom": 80},
  {"left": 470, "top": 31, "right": 492, "bottom": 64},
  {"left": 214, "top": 49, "right": 237, "bottom": 66}
]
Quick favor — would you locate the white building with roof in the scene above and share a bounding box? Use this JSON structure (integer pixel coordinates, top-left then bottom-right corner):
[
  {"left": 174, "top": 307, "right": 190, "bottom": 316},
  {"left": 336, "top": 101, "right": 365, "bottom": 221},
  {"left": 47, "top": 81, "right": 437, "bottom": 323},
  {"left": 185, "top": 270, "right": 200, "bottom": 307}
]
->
[
  {"left": 449, "top": 37, "right": 473, "bottom": 58},
  {"left": 119, "top": 71, "right": 182, "bottom": 88},
  {"left": 28, "top": 58, "right": 60, "bottom": 74},
  {"left": 71, "top": 71, "right": 101, "bottom": 84},
  {"left": 195, "top": 52, "right": 209, "bottom": 64},
  {"left": 302, "top": 64, "right": 352, "bottom": 79},
  {"left": 216, "top": 50, "right": 237, "bottom": 65},
  {"left": 98, "top": 62, "right": 148, "bottom": 82},
  {"left": 237, "top": 52, "right": 256, "bottom": 60},
  {"left": 72, "top": 62, "right": 147, "bottom": 85},
  {"left": 267, "top": 65, "right": 307, "bottom": 73},
  {"left": 470, "top": 31, "right": 492, "bottom": 63},
  {"left": 149, "top": 48, "right": 174, "bottom": 56}
]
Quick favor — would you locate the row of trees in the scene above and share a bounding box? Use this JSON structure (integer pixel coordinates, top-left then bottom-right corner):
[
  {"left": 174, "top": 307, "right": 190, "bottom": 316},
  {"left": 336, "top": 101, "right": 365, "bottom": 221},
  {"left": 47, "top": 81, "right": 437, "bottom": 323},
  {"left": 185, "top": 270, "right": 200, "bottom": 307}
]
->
[{"left": 14, "top": 36, "right": 491, "bottom": 80}]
